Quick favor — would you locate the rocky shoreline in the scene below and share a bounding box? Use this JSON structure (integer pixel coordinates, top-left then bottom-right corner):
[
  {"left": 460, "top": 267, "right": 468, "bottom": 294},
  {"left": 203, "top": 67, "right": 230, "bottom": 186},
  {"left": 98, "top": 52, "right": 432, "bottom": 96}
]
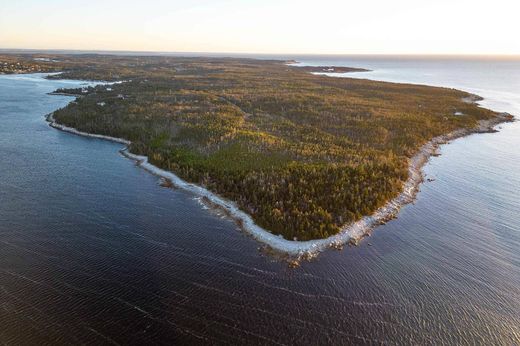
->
[
  {"left": 46, "top": 94, "right": 514, "bottom": 261},
  {"left": 331, "top": 111, "right": 514, "bottom": 248}
]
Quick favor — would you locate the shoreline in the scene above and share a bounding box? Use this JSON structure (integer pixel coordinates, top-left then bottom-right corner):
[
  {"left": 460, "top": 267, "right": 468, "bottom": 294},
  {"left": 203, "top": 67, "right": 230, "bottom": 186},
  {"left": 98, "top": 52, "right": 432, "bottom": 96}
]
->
[{"left": 45, "top": 109, "right": 513, "bottom": 259}]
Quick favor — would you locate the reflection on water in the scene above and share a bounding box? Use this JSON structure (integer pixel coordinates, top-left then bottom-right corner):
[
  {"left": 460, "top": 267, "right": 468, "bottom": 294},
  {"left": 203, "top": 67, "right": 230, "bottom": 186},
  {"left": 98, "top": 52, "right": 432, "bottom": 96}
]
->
[{"left": 0, "top": 59, "right": 519, "bottom": 345}]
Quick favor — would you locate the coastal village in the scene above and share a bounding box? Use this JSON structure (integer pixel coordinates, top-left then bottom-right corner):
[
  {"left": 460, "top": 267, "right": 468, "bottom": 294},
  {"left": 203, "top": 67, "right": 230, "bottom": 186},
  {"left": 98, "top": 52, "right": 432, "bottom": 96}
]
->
[{"left": 0, "top": 57, "right": 54, "bottom": 74}]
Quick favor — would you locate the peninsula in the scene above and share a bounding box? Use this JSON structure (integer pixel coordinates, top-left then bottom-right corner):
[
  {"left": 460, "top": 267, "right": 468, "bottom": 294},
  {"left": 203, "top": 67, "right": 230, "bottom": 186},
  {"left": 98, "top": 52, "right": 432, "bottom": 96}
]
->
[{"left": 1, "top": 53, "right": 510, "bottom": 248}]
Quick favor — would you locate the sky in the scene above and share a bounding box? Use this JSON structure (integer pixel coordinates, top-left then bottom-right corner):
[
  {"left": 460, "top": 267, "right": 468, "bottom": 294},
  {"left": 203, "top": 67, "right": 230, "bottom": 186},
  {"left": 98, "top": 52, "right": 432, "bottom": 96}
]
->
[{"left": 1, "top": 0, "right": 519, "bottom": 55}]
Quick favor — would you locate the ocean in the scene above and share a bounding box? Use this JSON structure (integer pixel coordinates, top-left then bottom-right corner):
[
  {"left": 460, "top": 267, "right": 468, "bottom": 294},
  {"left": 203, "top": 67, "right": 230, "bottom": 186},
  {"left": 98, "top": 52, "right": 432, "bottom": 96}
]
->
[{"left": 0, "top": 56, "right": 518, "bottom": 344}]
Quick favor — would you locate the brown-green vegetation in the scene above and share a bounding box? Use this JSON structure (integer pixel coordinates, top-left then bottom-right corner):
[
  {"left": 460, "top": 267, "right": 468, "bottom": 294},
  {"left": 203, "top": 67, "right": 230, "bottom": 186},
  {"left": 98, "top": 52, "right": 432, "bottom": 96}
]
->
[
  {"left": 0, "top": 54, "right": 57, "bottom": 74},
  {"left": 0, "top": 53, "right": 499, "bottom": 240}
]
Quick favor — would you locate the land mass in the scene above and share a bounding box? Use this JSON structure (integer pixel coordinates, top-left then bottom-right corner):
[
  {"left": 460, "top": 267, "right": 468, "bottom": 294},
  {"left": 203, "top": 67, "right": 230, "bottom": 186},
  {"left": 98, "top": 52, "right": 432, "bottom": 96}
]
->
[
  {"left": 1, "top": 53, "right": 511, "bottom": 243},
  {"left": 0, "top": 55, "right": 56, "bottom": 74},
  {"left": 292, "top": 65, "right": 370, "bottom": 73}
]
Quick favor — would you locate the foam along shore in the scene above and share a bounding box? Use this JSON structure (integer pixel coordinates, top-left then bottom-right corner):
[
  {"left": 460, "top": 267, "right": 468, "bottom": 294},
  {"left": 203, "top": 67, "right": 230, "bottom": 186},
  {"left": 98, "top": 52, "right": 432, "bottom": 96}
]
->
[{"left": 45, "top": 107, "right": 513, "bottom": 258}]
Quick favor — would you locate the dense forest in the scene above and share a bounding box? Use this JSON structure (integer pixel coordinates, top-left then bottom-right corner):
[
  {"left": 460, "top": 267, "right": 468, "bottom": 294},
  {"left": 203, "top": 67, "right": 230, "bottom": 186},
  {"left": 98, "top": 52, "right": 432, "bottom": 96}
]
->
[{"left": 0, "top": 54, "right": 499, "bottom": 240}]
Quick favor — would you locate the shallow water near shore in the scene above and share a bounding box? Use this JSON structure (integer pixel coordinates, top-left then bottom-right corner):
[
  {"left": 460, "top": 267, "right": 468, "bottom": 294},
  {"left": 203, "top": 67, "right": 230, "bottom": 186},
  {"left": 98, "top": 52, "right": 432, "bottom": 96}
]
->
[{"left": 1, "top": 57, "right": 519, "bottom": 345}]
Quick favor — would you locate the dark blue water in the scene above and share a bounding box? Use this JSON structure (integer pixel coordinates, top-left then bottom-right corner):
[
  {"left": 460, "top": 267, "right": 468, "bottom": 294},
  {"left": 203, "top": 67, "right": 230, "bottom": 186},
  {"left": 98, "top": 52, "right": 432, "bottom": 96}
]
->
[{"left": 0, "top": 58, "right": 519, "bottom": 345}]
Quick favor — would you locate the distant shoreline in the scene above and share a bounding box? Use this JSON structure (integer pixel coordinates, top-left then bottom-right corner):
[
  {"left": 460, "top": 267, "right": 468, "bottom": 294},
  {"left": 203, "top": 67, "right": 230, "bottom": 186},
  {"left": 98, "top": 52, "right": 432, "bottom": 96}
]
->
[
  {"left": 287, "top": 64, "right": 371, "bottom": 74},
  {"left": 45, "top": 87, "right": 513, "bottom": 260}
]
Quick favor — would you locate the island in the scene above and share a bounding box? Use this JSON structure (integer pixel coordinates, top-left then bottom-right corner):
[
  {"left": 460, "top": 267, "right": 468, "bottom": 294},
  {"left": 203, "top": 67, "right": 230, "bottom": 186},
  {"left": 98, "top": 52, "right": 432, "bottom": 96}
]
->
[{"left": 0, "top": 53, "right": 512, "bottom": 254}]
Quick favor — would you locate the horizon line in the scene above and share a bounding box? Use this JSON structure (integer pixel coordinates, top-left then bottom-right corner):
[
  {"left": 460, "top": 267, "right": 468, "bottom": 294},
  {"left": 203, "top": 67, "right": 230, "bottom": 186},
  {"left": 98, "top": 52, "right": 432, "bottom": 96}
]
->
[{"left": 1, "top": 47, "right": 520, "bottom": 59}]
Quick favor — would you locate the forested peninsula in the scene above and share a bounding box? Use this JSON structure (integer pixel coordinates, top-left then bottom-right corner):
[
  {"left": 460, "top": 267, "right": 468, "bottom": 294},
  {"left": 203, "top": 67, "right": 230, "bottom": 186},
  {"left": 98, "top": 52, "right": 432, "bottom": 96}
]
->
[{"left": 1, "top": 54, "right": 508, "bottom": 241}]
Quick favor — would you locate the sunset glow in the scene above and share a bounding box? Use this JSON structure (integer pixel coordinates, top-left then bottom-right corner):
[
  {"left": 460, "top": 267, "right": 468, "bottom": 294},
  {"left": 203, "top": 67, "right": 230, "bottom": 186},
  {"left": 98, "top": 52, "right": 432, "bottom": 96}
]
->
[{"left": 1, "top": 0, "right": 519, "bottom": 54}]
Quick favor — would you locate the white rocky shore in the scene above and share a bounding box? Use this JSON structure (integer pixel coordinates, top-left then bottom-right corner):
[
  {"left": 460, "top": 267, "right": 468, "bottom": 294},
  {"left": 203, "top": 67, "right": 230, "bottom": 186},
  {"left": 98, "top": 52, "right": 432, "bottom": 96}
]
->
[
  {"left": 47, "top": 114, "right": 130, "bottom": 145},
  {"left": 46, "top": 106, "right": 513, "bottom": 260}
]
